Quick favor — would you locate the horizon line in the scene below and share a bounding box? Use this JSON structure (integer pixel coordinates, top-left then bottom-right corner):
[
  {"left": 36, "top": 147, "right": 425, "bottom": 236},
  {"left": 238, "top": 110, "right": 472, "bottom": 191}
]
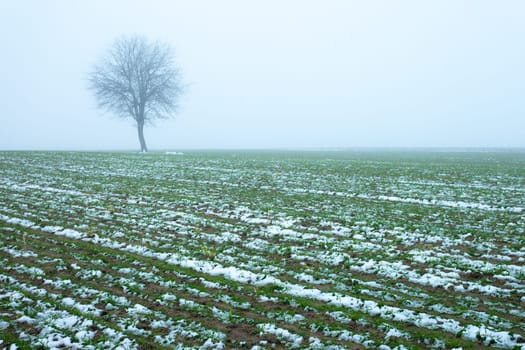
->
[{"left": 1, "top": 146, "right": 525, "bottom": 153}]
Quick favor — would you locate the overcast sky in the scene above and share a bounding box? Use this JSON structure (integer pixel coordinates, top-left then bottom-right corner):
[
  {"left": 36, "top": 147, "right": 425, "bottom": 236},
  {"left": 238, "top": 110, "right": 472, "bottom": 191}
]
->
[{"left": 1, "top": 1, "right": 524, "bottom": 150}]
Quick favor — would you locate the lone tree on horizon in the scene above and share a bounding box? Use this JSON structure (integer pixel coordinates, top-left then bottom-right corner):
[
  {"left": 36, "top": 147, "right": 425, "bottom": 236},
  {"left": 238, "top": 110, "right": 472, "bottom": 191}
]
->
[{"left": 88, "top": 36, "right": 183, "bottom": 152}]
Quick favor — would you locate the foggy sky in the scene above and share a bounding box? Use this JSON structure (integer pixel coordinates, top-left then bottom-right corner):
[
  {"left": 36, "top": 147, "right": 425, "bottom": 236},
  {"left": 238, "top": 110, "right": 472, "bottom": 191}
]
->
[{"left": 1, "top": 1, "right": 524, "bottom": 150}]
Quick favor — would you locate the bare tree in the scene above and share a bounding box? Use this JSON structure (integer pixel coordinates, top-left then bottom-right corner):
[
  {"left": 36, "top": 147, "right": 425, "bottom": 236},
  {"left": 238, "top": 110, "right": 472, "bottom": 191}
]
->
[{"left": 88, "top": 36, "right": 183, "bottom": 152}]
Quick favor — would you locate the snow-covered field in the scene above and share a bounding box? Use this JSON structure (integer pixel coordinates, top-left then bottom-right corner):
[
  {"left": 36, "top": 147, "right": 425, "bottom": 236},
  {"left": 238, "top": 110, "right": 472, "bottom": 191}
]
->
[{"left": 0, "top": 150, "right": 524, "bottom": 349}]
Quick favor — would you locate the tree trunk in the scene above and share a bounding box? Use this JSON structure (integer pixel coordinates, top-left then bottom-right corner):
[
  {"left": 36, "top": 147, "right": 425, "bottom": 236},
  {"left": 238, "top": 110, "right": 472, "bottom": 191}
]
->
[{"left": 137, "top": 122, "right": 148, "bottom": 152}]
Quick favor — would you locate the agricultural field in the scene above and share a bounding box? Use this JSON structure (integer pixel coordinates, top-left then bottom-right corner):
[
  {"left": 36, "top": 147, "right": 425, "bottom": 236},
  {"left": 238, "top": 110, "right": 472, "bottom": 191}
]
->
[{"left": 0, "top": 150, "right": 524, "bottom": 349}]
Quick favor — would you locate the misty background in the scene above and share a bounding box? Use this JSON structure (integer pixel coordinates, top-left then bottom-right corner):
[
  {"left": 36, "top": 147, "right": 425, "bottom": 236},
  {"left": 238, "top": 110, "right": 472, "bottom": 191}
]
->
[{"left": 1, "top": 0, "right": 524, "bottom": 150}]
